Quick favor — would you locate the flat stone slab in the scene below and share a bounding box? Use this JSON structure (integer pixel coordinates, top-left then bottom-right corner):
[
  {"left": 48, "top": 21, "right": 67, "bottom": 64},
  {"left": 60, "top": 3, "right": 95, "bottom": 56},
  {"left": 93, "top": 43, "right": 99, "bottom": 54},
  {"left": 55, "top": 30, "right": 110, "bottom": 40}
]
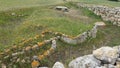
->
[
  {"left": 95, "top": 22, "right": 106, "bottom": 26},
  {"left": 55, "top": 6, "right": 69, "bottom": 12}
]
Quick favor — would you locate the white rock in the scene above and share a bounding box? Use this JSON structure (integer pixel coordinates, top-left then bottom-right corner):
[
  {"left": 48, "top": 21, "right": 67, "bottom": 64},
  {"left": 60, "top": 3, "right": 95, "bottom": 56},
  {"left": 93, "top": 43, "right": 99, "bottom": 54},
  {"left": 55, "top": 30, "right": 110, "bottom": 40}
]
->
[
  {"left": 69, "top": 55, "right": 101, "bottom": 68},
  {"left": 116, "top": 62, "right": 120, "bottom": 68},
  {"left": 52, "top": 62, "right": 65, "bottom": 68},
  {"left": 113, "top": 45, "right": 120, "bottom": 55},
  {"left": 1, "top": 63, "right": 6, "bottom": 68},
  {"left": 52, "top": 40, "right": 57, "bottom": 49},
  {"left": 11, "top": 12, "right": 16, "bottom": 16},
  {"left": 93, "top": 46, "right": 119, "bottom": 64},
  {"left": 95, "top": 22, "right": 106, "bottom": 26},
  {"left": 39, "top": 67, "right": 48, "bottom": 68},
  {"left": 55, "top": 6, "right": 68, "bottom": 12},
  {"left": 61, "top": 36, "right": 77, "bottom": 44},
  {"left": 96, "top": 66, "right": 106, "bottom": 68},
  {"left": 90, "top": 25, "right": 97, "bottom": 38}
]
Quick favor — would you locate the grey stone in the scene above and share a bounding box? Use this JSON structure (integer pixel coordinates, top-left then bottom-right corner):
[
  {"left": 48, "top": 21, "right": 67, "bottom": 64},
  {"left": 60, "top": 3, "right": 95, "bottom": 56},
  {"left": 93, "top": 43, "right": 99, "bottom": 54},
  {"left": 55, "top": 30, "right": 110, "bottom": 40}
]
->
[
  {"left": 55, "top": 6, "right": 68, "bottom": 12},
  {"left": 93, "top": 46, "right": 119, "bottom": 64},
  {"left": 52, "top": 40, "right": 57, "bottom": 49},
  {"left": 69, "top": 55, "right": 101, "bottom": 68},
  {"left": 52, "top": 62, "right": 65, "bottom": 68}
]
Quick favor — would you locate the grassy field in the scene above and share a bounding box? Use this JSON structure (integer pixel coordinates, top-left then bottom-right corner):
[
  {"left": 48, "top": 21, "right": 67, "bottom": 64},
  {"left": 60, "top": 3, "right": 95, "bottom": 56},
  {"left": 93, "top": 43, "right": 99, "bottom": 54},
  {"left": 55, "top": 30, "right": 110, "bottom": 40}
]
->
[
  {"left": 0, "top": 0, "right": 120, "bottom": 68},
  {"left": 0, "top": 1, "right": 102, "bottom": 51},
  {"left": 0, "top": 0, "right": 64, "bottom": 11},
  {"left": 0, "top": 0, "right": 119, "bottom": 11}
]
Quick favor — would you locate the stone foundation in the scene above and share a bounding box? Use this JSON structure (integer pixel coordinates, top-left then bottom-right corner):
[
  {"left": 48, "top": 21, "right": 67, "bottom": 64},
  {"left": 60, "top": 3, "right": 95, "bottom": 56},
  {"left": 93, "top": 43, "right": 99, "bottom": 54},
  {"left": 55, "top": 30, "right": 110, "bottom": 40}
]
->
[{"left": 77, "top": 3, "right": 120, "bottom": 26}]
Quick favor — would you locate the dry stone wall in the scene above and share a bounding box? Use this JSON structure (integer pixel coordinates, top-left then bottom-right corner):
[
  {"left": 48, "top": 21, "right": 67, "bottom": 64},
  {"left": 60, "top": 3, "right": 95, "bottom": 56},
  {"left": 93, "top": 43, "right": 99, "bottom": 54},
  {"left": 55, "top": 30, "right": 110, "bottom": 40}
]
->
[
  {"left": 0, "top": 24, "right": 98, "bottom": 68},
  {"left": 68, "top": 46, "right": 120, "bottom": 68},
  {"left": 77, "top": 3, "right": 120, "bottom": 26},
  {"left": 60, "top": 25, "right": 98, "bottom": 44}
]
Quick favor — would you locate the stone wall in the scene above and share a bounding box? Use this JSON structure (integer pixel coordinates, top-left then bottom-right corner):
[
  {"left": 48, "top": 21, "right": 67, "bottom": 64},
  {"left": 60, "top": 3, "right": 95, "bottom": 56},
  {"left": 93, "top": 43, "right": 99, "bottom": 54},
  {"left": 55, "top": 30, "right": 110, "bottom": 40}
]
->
[
  {"left": 77, "top": 3, "right": 120, "bottom": 26},
  {"left": 68, "top": 46, "right": 120, "bottom": 68},
  {"left": 61, "top": 25, "right": 97, "bottom": 44},
  {"left": 37, "top": 45, "right": 120, "bottom": 68}
]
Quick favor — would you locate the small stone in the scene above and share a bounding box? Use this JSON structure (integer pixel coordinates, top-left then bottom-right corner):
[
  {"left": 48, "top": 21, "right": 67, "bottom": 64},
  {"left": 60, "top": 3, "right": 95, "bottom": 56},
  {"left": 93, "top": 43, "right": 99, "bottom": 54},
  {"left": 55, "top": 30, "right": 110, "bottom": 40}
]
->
[
  {"left": 32, "top": 45, "right": 39, "bottom": 50},
  {"left": 12, "top": 52, "right": 18, "bottom": 56},
  {"left": 16, "top": 58, "right": 20, "bottom": 62},
  {"left": 11, "top": 12, "right": 16, "bottom": 16},
  {"left": 44, "top": 40, "right": 51, "bottom": 44},
  {"left": 38, "top": 67, "right": 48, "bottom": 68},
  {"left": 1, "top": 63, "right": 6, "bottom": 68},
  {"left": 31, "top": 60, "right": 40, "bottom": 68},
  {"left": 95, "top": 22, "right": 106, "bottom": 26},
  {"left": 33, "top": 56, "right": 39, "bottom": 60},
  {"left": 55, "top": 6, "right": 69, "bottom": 12},
  {"left": 53, "top": 62, "right": 65, "bottom": 68},
  {"left": 25, "top": 46, "right": 32, "bottom": 51},
  {"left": 116, "top": 61, "right": 120, "bottom": 68},
  {"left": 21, "top": 59, "right": 25, "bottom": 63},
  {"left": 51, "top": 40, "right": 56, "bottom": 49}
]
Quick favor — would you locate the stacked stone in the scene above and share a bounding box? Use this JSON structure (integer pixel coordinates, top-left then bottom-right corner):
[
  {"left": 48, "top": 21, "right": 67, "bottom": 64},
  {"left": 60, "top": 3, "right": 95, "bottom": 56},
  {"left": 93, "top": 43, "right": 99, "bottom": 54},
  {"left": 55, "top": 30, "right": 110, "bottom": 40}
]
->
[
  {"left": 0, "top": 36, "right": 60, "bottom": 68},
  {"left": 60, "top": 25, "right": 98, "bottom": 44},
  {"left": 31, "top": 40, "right": 57, "bottom": 68},
  {"left": 68, "top": 46, "right": 120, "bottom": 68},
  {"left": 0, "top": 26, "right": 98, "bottom": 67},
  {"left": 77, "top": 3, "right": 120, "bottom": 26}
]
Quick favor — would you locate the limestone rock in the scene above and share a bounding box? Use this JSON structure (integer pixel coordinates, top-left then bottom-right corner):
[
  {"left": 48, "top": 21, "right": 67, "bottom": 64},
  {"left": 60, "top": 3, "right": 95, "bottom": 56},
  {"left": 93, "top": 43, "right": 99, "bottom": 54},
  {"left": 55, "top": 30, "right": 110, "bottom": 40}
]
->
[
  {"left": 113, "top": 45, "right": 120, "bottom": 55},
  {"left": 61, "top": 36, "right": 77, "bottom": 44},
  {"left": 90, "top": 25, "right": 97, "bottom": 38},
  {"left": 1, "top": 63, "right": 6, "bottom": 68},
  {"left": 93, "top": 46, "right": 119, "bottom": 64},
  {"left": 51, "top": 40, "right": 57, "bottom": 49},
  {"left": 69, "top": 55, "right": 101, "bottom": 68},
  {"left": 96, "top": 66, "right": 106, "bottom": 68},
  {"left": 52, "top": 62, "right": 65, "bottom": 68},
  {"left": 95, "top": 22, "right": 106, "bottom": 27},
  {"left": 38, "top": 67, "right": 48, "bottom": 68},
  {"left": 116, "top": 62, "right": 120, "bottom": 68},
  {"left": 55, "top": 6, "right": 68, "bottom": 12}
]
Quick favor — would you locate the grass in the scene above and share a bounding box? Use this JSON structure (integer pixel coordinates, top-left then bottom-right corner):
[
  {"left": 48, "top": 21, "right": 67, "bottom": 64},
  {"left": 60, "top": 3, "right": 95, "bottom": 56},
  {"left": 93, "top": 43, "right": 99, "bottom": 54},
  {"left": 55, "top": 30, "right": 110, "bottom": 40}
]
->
[
  {"left": 0, "top": 2, "right": 101, "bottom": 51},
  {"left": 0, "top": 0, "right": 64, "bottom": 11},
  {"left": 71, "top": 0, "right": 120, "bottom": 7},
  {"left": 0, "top": 0, "right": 120, "bottom": 68},
  {"left": 0, "top": 0, "right": 119, "bottom": 12},
  {"left": 40, "top": 23, "right": 120, "bottom": 68}
]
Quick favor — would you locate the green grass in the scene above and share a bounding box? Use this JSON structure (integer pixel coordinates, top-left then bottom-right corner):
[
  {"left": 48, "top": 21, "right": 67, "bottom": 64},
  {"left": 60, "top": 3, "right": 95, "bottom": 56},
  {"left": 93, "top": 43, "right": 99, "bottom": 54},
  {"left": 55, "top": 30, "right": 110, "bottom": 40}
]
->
[
  {"left": 0, "top": 2, "right": 101, "bottom": 51},
  {"left": 0, "top": 0, "right": 119, "bottom": 12},
  {"left": 0, "top": 0, "right": 64, "bottom": 11},
  {"left": 71, "top": 0, "right": 120, "bottom": 7},
  {"left": 0, "top": 0, "right": 120, "bottom": 68}
]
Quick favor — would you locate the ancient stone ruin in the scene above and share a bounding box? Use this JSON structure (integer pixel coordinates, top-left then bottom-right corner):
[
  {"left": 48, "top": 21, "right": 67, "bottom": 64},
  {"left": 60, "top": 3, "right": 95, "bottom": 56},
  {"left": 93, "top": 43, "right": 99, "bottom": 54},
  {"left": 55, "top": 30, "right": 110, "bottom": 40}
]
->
[
  {"left": 77, "top": 3, "right": 120, "bottom": 26},
  {"left": 31, "top": 45, "right": 120, "bottom": 68},
  {"left": 0, "top": 24, "right": 98, "bottom": 68}
]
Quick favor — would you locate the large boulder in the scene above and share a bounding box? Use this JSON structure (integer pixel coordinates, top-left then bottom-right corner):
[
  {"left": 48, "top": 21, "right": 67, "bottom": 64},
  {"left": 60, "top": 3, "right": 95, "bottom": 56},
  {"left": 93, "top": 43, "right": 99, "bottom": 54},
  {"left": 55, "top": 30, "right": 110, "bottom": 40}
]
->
[
  {"left": 93, "top": 46, "right": 119, "bottom": 64},
  {"left": 52, "top": 62, "right": 65, "bottom": 68},
  {"left": 69, "top": 55, "right": 101, "bottom": 68}
]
